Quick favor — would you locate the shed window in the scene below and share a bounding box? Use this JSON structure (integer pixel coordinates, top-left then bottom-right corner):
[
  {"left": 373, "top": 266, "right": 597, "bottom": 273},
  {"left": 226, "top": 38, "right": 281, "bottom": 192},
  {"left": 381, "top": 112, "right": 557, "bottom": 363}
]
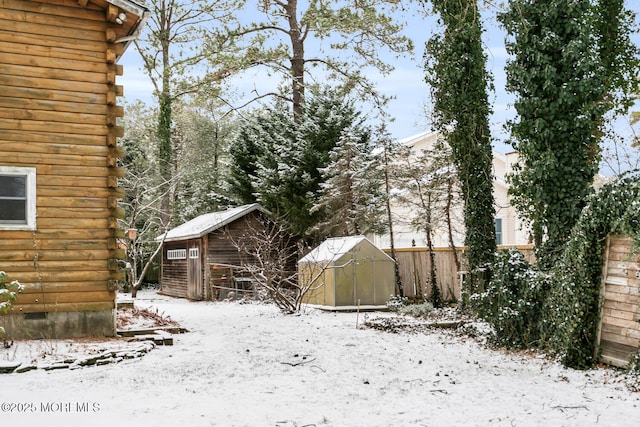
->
[
  {"left": 189, "top": 248, "right": 199, "bottom": 259},
  {"left": 0, "top": 166, "right": 36, "bottom": 230},
  {"left": 167, "top": 249, "right": 187, "bottom": 260}
]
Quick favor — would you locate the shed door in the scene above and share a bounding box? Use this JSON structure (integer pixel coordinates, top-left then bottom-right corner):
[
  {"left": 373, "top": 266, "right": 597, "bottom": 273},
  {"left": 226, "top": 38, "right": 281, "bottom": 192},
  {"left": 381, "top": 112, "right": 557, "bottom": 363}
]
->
[{"left": 187, "top": 242, "right": 202, "bottom": 300}]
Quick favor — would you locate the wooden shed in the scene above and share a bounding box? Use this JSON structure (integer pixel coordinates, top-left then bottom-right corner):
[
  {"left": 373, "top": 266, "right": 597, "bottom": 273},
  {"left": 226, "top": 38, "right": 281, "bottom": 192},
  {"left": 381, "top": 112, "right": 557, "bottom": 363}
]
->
[
  {"left": 299, "top": 236, "right": 396, "bottom": 310},
  {"left": 158, "top": 204, "right": 274, "bottom": 300},
  {"left": 0, "top": 0, "right": 148, "bottom": 338}
]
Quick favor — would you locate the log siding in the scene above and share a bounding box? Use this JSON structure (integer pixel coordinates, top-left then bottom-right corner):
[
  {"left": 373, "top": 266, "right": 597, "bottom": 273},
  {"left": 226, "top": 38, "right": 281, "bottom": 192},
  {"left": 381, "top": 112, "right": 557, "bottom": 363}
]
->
[{"left": 0, "top": 0, "right": 146, "bottom": 337}]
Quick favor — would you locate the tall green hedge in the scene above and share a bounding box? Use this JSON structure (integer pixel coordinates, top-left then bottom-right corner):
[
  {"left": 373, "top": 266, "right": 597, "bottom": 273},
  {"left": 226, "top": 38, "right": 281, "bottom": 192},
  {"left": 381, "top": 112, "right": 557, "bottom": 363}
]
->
[
  {"left": 543, "top": 172, "right": 640, "bottom": 368},
  {"left": 478, "top": 172, "right": 640, "bottom": 369}
]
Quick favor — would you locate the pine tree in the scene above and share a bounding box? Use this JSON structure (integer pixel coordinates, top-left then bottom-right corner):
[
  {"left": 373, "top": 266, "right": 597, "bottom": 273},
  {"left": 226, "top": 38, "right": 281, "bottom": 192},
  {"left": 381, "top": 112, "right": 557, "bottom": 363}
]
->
[
  {"left": 311, "top": 127, "right": 386, "bottom": 239},
  {"left": 228, "top": 88, "right": 372, "bottom": 239}
]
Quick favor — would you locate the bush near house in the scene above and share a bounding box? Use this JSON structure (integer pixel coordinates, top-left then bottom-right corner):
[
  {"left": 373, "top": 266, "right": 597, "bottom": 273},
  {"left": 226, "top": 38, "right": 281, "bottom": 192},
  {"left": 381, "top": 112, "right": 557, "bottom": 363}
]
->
[
  {"left": 0, "top": 271, "right": 24, "bottom": 336},
  {"left": 473, "top": 248, "right": 550, "bottom": 349},
  {"left": 476, "top": 172, "right": 640, "bottom": 369}
]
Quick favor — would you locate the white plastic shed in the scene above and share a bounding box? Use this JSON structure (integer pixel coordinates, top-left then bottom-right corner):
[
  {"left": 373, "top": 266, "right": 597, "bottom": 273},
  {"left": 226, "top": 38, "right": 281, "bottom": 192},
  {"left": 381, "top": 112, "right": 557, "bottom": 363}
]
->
[{"left": 298, "top": 236, "right": 395, "bottom": 309}]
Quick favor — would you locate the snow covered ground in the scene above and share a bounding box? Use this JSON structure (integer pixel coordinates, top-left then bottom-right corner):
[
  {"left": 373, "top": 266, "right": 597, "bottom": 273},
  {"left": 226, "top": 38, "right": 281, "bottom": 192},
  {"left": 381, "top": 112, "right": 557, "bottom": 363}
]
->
[{"left": 1, "top": 290, "right": 639, "bottom": 427}]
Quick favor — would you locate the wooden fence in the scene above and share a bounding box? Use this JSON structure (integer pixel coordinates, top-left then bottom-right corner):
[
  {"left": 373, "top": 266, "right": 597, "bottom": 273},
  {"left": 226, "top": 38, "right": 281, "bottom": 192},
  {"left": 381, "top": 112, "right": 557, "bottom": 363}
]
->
[
  {"left": 387, "top": 245, "right": 535, "bottom": 302},
  {"left": 598, "top": 236, "right": 640, "bottom": 367}
]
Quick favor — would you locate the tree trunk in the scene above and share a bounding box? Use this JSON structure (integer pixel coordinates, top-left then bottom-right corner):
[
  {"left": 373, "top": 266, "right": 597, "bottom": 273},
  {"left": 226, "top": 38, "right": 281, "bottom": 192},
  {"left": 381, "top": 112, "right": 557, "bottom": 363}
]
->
[
  {"left": 445, "top": 176, "right": 460, "bottom": 271},
  {"left": 383, "top": 145, "right": 403, "bottom": 296},
  {"left": 285, "top": 0, "right": 305, "bottom": 122}
]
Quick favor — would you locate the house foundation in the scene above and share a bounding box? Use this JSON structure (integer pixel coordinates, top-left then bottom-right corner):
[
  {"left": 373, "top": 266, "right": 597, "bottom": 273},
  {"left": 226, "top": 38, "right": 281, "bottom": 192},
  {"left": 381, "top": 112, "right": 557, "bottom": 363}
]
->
[{"left": 0, "top": 310, "right": 116, "bottom": 339}]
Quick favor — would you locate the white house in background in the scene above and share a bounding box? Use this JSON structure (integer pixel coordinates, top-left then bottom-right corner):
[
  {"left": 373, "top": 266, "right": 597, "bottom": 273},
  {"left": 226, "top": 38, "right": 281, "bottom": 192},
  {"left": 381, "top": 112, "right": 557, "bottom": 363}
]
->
[{"left": 371, "top": 131, "right": 530, "bottom": 249}]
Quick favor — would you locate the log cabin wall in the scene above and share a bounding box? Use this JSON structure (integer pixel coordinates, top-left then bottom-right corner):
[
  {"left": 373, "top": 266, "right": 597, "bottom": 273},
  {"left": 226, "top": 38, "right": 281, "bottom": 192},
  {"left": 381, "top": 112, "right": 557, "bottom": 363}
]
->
[{"left": 0, "top": 0, "right": 142, "bottom": 338}]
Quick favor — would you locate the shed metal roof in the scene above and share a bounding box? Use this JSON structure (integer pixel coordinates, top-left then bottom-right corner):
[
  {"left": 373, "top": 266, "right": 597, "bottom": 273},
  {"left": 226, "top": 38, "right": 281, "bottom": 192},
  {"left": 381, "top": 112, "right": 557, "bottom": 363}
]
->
[{"left": 158, "top": 203, "right": 266, "bottom": 242}]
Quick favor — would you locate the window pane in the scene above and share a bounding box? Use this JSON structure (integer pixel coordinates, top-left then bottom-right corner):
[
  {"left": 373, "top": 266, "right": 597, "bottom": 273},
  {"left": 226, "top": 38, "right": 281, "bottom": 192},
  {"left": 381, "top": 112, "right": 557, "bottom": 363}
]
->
[
  {"left": 494, "top": 218, "right": 503, "bottom": 245},
  {"left": 0, "top": 175, "right": 27, "bottom": 198},
  {"left": 0, "top": 199, "right": 27, "bottom": 222}
]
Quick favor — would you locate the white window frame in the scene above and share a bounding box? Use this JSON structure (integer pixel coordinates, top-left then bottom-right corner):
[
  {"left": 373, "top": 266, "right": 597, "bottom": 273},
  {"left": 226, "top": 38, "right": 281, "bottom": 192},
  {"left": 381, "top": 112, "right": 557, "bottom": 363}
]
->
[
  {"left": 495, "top": 217, "right": 503, "bottom": 246},
  {"left": 189, "top": 248, "right": 199, "bottom": 259},
  {"left": 167, "top": 249, "right": 187, "bottom": 260},
  {"left": 0, "top": 166, "right": 36, "bottom": 230}
]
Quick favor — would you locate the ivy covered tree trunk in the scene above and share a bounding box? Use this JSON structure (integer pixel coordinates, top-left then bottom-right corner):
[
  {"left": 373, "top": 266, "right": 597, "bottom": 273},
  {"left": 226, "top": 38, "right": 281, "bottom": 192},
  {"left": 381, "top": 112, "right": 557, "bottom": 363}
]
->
[
  {"left": 135, "top": 0, "right": 236, "bottom": 227},
  {"left": 499, "top": 0, "right": 639, "bottom": 268},
  {"left": 445, "top": 175, "right": 460, "bottom": 272},
  {"left": 425, "top": 0, "right": 496, "bottom": 282},
  {"left": 157, "top": 92, "right": 173, "bottom": 228},
  {"left": 424, "top": 192, "right": 442, "bottom": 308}
]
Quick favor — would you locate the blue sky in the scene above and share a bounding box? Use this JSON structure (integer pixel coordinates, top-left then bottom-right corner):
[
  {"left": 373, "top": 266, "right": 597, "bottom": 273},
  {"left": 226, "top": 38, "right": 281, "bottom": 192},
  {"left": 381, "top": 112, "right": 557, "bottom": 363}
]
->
[{"left": 118, "top": 1, "right": 639, "bottom": 154}]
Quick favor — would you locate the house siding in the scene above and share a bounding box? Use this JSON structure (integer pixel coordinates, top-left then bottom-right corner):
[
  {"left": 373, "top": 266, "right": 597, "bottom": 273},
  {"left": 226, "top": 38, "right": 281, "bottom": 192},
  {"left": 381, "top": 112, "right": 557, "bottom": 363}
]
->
[
  {"left": 0, "top": 0, "right": 140, "bottom": 338},
  {"left": 205, "top": 213, "right": 267, "bottom": 268}
]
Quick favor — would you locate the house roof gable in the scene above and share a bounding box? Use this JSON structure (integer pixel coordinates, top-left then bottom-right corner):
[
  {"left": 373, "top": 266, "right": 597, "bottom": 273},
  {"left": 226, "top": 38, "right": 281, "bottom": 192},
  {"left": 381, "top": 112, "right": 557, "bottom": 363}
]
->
[{"left": 159, "top": 204, "right": 267, "bottom": 242}]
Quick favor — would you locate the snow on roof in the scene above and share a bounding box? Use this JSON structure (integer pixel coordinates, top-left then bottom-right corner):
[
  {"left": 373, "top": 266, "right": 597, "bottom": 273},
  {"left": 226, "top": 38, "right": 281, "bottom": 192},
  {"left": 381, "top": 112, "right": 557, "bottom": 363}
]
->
[
  {"left": 158, "top": 204, "right": 265, "bottom": 242},
  {"left": 397, "top": 130, "right": 439, "bottom": 146},
  {"left": 299, "top": 235, "right": 391, "bottom": 264}
]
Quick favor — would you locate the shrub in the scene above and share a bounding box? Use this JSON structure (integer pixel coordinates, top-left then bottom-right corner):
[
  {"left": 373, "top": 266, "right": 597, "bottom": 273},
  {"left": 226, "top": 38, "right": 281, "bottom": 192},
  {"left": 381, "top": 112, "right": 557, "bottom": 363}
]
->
[
  {"left": 387, "top": 295, "right": 434, "bottom": 318},
  {"left": 626, "top": 351, "right": 640, "bottom": 392},
  {"left": 542, "top": 172, "right": 640, "bottom": 368},
  {"left": 473, "top": 172, "right": 640, "bottom": 369},
  {"left": 0, "top": 271, "right": 23, "bottom": 315},
  {"left": 0, "top": 271, "right": 24, "bottom": 336},
  {"left": 397, "top": 302, "right": 434, "bottom": 318},
  {"left": 386, "top": 295, "right": 408, "bottom": 312},
  {"left": 473, "top": 248, "right": 550, "bottom": 348}
]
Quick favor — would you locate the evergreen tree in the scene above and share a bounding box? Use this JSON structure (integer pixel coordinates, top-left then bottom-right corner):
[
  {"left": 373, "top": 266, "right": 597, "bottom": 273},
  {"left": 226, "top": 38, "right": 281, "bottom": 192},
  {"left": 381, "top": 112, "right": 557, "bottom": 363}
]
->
[
  {"left": 226, "top": 105, "right": 294, "bottom": 205},
  {"left": 311, "top": 127, "right": 386, "bottom": 239},
  {"left": 227, "top": 88, "right": 369, "bottom": 239}
]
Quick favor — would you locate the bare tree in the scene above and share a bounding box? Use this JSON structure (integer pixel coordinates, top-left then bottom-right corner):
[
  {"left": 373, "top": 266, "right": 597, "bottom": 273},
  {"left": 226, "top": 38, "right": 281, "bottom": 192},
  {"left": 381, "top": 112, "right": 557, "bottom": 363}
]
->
[
  {"left": 376, "top": 124, "right": 404, "bottom": 296},
  {"left": 227, "top": 217, "right": 328, "bottom": 313},
  {"left": 600, "top": 116, "right": 640, "bottom": 177},
  {"left": 119, "top": 161, "right": 175, "bottom": 298},
  {"left": 392, "top": 140, "right": 461, "bottom": 307},
  {"left": 118, "top": 101, "right": 176, "bottom": 298}
]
